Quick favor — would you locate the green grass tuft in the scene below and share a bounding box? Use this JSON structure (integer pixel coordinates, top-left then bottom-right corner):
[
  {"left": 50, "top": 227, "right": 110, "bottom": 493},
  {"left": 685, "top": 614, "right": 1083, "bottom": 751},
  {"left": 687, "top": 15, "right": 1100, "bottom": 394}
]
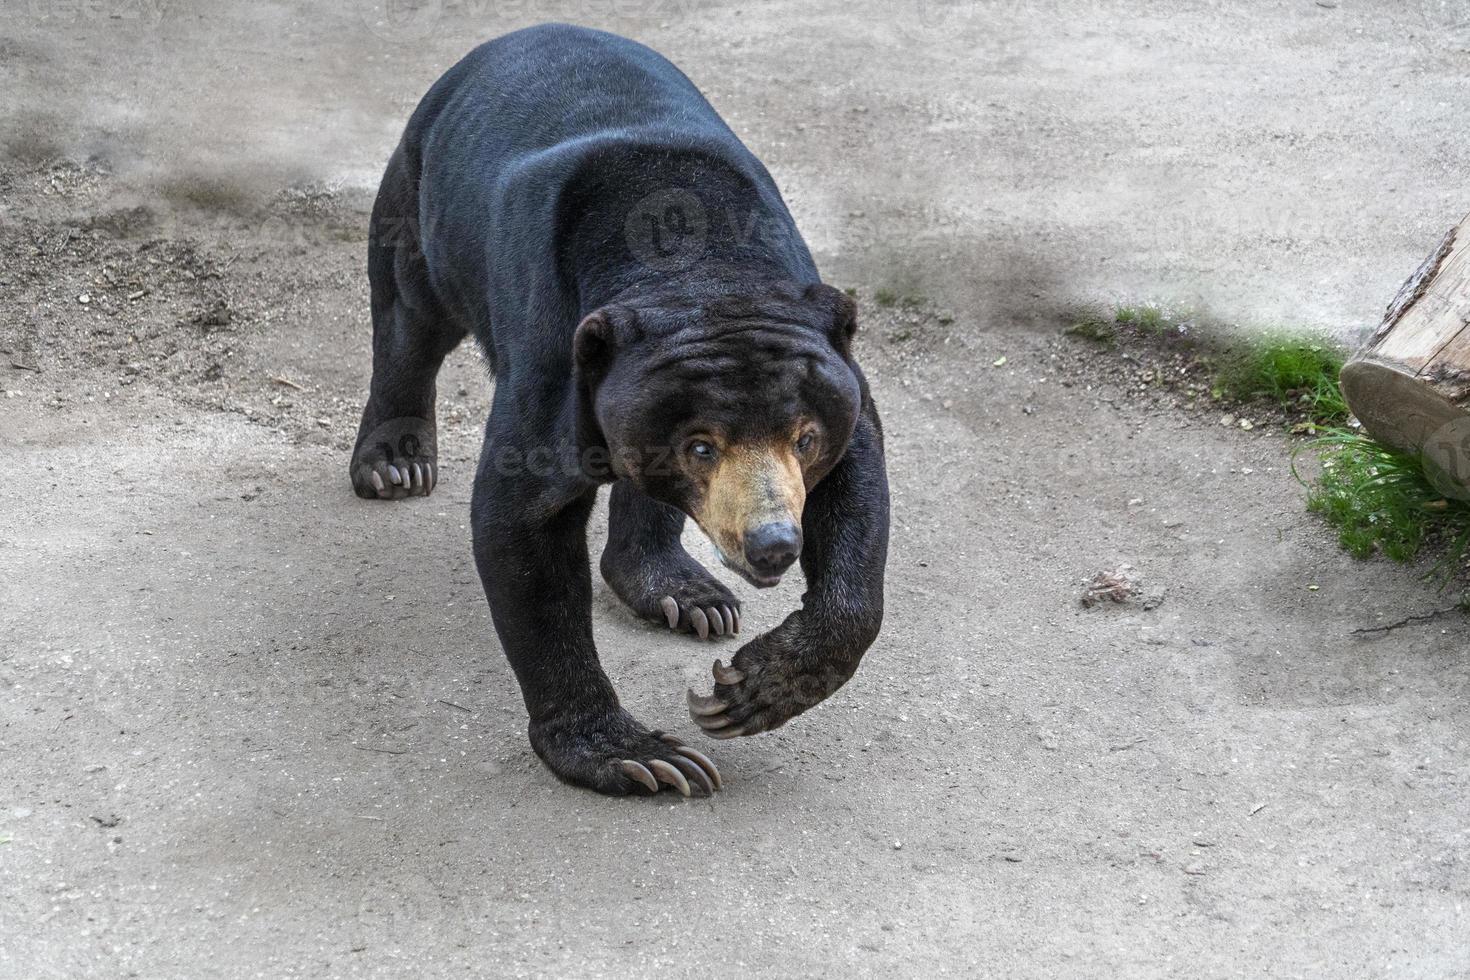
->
[
  {"left": 1215, "top": 333, "right": 1349, "bottom": 426},
  {"left": 1065, "top": 309, "right": 1118, "bottom": 345},
  {"left": 874, "top": 286, "right": 924, "bottom": 310},
  {"left": 1296, "top": 430, "right": 1470, "bottom": 576},
  {"left": 1116, "top": 304, "right": 1166, "bottom": 333},
  {"left": 1065, "top": 304, "right": 1350, "bottom": 427}
]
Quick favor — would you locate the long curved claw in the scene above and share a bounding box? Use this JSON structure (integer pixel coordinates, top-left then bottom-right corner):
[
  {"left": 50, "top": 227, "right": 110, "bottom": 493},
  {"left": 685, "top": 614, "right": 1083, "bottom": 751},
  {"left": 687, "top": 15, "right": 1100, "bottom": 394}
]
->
[
  {"left": 690, "top": 607, "right": 710, "bottom": 640},
  {"left": 712, "top": 659, "right": 745, "bottom": 685},
  {"left": 694, "top": 712, "right": 736, "bottom": 730},
  {"left": 707, "top": 607, "right": 725, "bottom": 637},
  {"left": 687, "top": 689, "right": 728, "bottom": 716},
  {"left": 620, "top": 759, "right": 659, "bottom": 793},
  {"left": 673, "top": 745, "right": 721, "bottom": 790},
  {"left": 671, "top": 756, "right": 713, "bottom": 795},
  {"left": 659, "top": 595, "right": 679, "bottom": 630},
  {"left": 647, "top": 759, "right": 691, "bottom": 797}
]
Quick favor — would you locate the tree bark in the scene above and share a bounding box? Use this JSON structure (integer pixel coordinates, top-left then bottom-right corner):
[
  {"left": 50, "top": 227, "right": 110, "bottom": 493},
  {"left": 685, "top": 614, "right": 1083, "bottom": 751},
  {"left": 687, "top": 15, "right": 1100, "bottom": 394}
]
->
[{"left": 1341, "top": 214, "right": 1470, "bottom": 455}]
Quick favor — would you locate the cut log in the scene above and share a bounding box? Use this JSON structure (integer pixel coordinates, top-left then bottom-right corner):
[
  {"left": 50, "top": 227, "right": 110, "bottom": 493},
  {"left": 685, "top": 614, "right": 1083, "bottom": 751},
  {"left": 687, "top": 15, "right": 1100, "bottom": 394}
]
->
[{"left": 1341, "top": 214, "right": 1470, "bottom": 456}]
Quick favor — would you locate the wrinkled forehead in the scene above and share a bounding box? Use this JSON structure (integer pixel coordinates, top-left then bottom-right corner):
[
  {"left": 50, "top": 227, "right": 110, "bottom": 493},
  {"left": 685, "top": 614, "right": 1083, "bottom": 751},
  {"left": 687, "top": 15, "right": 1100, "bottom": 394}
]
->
[{"left": 634, "top": 325, "right": 857, "bottom": 436}]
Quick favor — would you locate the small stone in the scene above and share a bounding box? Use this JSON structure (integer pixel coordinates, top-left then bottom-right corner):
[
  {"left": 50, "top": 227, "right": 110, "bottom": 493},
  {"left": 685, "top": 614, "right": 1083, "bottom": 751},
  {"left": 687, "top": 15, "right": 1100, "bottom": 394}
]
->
[
  {"left": 77, "top": 293, "right": 91, "bottom": 304},
  {"left": 892, "top": 840, "right": 902, "bottom": 850}
]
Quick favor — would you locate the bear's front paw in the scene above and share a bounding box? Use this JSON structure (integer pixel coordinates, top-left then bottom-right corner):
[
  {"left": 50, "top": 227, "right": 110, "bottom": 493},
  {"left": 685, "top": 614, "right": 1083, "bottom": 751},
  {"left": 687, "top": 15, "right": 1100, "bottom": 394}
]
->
[
  {"left": 528, "top": 709, "right": 721, "bottom": 797},
  {"left": 686, "top": 632, "right": 857, "bottom": 739}
]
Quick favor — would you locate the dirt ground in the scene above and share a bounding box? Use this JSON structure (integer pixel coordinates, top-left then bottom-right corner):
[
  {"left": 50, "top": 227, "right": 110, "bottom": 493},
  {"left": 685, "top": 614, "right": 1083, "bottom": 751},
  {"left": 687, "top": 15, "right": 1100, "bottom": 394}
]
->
[{"left": 2, "top": 1, "right": 1468, "bottom": 977}]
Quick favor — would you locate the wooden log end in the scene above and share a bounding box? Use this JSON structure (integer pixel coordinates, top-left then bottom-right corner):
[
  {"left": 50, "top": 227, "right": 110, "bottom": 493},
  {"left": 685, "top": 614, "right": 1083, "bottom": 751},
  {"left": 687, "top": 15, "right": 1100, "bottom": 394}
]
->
[{"left": 1341, "top": 355, "right": 1470, "bottom": 455}]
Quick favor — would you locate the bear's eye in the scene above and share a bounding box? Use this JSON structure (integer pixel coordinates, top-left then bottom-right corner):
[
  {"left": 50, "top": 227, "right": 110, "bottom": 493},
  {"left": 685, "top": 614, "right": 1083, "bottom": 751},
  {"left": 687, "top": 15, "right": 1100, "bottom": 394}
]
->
[
  {"left": 687, "top": 439, "right": 717, "bottom": 462},
  {"left": 796, "top": 431, "right": 816, "bottom": 454}
]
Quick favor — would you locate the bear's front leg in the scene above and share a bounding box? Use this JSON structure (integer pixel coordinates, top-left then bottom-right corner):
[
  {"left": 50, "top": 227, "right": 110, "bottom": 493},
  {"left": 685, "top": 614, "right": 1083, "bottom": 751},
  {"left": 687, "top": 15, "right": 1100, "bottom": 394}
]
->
[
  {"left": 687, "top": 402, "right": 891, "bottom": 738},
  {"left": 471, "top": 438, "right": 720, "bottom": 797}
]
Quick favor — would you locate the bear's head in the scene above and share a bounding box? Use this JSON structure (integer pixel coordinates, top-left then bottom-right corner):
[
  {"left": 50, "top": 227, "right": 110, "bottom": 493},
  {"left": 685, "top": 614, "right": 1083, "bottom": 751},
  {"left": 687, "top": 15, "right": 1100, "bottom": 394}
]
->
[{"left": 575, "top": 282, "right": 862, "bottom": 588}]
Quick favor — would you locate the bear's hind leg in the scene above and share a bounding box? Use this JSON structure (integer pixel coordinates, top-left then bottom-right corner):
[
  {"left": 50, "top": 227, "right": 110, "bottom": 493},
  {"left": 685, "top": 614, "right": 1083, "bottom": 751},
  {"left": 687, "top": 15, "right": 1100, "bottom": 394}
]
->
[
  {"left": 350, "top": 294, "right": 464, "bottom": 500},
  {"left": 601, "top": 481, "right": 741, "bottom": 640},
  {"left": 349, "top": 167, "right": 467, "bottom": 499}
]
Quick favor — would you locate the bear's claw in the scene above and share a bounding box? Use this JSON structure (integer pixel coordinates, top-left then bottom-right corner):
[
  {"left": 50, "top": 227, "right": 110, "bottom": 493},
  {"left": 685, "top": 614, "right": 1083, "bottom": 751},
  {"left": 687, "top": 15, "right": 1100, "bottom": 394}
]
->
[
  {"left": 712, "top": 660, "right": 745, "bottom": 685},
  {"left": 646, "top": 759, "right": 690, "bottom": 796},
  {"left": 621, "top": 745, "right": 719, "bottom": 797},
  {"left": 354, "top": 458, "right": 436, "bottom": 500},
  {"left": 688, "top": 639, "right": 852, "bottom": 740},
  {"left": 659, "top": 596, "right": 737, "bottom": 639},
  {"left": 670, "top": 744, "right": 721, "bottom": 791},
  {"left": 621, "top": 759, "right": 660, "bottom": 792}
]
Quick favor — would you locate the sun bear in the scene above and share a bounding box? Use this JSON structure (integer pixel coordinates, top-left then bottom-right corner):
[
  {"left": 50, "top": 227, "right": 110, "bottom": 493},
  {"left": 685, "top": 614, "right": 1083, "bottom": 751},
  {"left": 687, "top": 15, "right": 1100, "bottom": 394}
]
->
[{"left": 350, "top": 23, "right": 890, "bottom": 797}]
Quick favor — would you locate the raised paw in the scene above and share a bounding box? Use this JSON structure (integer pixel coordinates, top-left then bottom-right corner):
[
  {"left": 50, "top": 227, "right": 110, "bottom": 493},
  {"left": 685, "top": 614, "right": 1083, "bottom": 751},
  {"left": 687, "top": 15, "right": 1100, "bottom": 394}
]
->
[
  {"left": 349, "top": 418, "right": 438, "bottom": 501},
  {"left": 687, "top": 641, "right": 854, "bottom": 740},
  {"left": 529, "top": 709, "right": 722, "bottom": 797}
]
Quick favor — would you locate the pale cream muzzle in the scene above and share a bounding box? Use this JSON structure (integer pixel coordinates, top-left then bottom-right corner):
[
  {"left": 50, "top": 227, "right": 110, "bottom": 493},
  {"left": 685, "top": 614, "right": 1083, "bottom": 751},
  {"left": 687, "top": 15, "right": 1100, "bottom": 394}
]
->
[{"left": 689, "top": 442, "right": 806, "bottom": 587}]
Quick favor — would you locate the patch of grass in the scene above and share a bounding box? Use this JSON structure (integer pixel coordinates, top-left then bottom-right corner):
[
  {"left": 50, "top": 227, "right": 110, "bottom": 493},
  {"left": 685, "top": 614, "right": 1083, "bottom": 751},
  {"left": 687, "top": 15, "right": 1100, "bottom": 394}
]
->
[
  {"left": 1215, "top": 333, "right": 1349, "bottom": 426},
  {"left": 1065, "top": 308, "right": 1118, "bottom": 345},
  {"left": 1114, "top": 304, "right": 1167, "bottom": 333},
  {"left": 1067, "top": 303, "right": 1182, "bottom": 344},
  {"left": 1295, "top": 430, "right": 1470, "bottom": 577},
  {"left": 874, "top": 286, "right": 925, "bottom": 310},
  {"left": 1064, "top": 304, "right": 1349, "bottom": 427}
]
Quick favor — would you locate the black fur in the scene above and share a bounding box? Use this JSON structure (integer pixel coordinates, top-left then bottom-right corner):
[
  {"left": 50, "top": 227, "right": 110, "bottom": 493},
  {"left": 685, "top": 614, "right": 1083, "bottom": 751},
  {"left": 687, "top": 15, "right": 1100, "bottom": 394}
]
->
[{"left": 351, "top": 24, "right": 890, "bottom": 795}]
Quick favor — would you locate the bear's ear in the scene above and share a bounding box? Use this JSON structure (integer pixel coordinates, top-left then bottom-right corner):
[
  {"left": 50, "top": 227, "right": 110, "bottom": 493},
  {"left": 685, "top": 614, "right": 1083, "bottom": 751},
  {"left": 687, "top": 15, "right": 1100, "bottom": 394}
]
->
[
  {"left": 573, "top": 306, "right": 638, "bottom": 381},
  {"left": 803, "top": 283, "right": 858, "bottom": 358}
]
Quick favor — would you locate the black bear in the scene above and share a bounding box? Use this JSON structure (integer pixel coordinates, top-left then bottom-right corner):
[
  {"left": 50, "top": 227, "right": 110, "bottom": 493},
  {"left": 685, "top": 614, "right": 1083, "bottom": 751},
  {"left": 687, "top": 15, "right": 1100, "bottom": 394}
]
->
[{"left": 350, "top": 24, "right": 890, "bottom": 797}]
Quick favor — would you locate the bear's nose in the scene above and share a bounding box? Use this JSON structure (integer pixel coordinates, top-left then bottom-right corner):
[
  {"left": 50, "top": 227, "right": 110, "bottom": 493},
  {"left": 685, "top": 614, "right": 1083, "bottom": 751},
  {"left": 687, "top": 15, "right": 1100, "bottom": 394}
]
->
[{"left": 744, "top": 521, "right": 802, "bottom": 577}]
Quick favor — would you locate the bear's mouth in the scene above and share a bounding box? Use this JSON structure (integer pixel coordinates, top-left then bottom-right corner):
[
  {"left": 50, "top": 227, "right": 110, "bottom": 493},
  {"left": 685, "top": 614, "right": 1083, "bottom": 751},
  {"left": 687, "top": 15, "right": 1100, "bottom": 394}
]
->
[{"left": 718, "top": 553, "right": 783, "bottom": 589}]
